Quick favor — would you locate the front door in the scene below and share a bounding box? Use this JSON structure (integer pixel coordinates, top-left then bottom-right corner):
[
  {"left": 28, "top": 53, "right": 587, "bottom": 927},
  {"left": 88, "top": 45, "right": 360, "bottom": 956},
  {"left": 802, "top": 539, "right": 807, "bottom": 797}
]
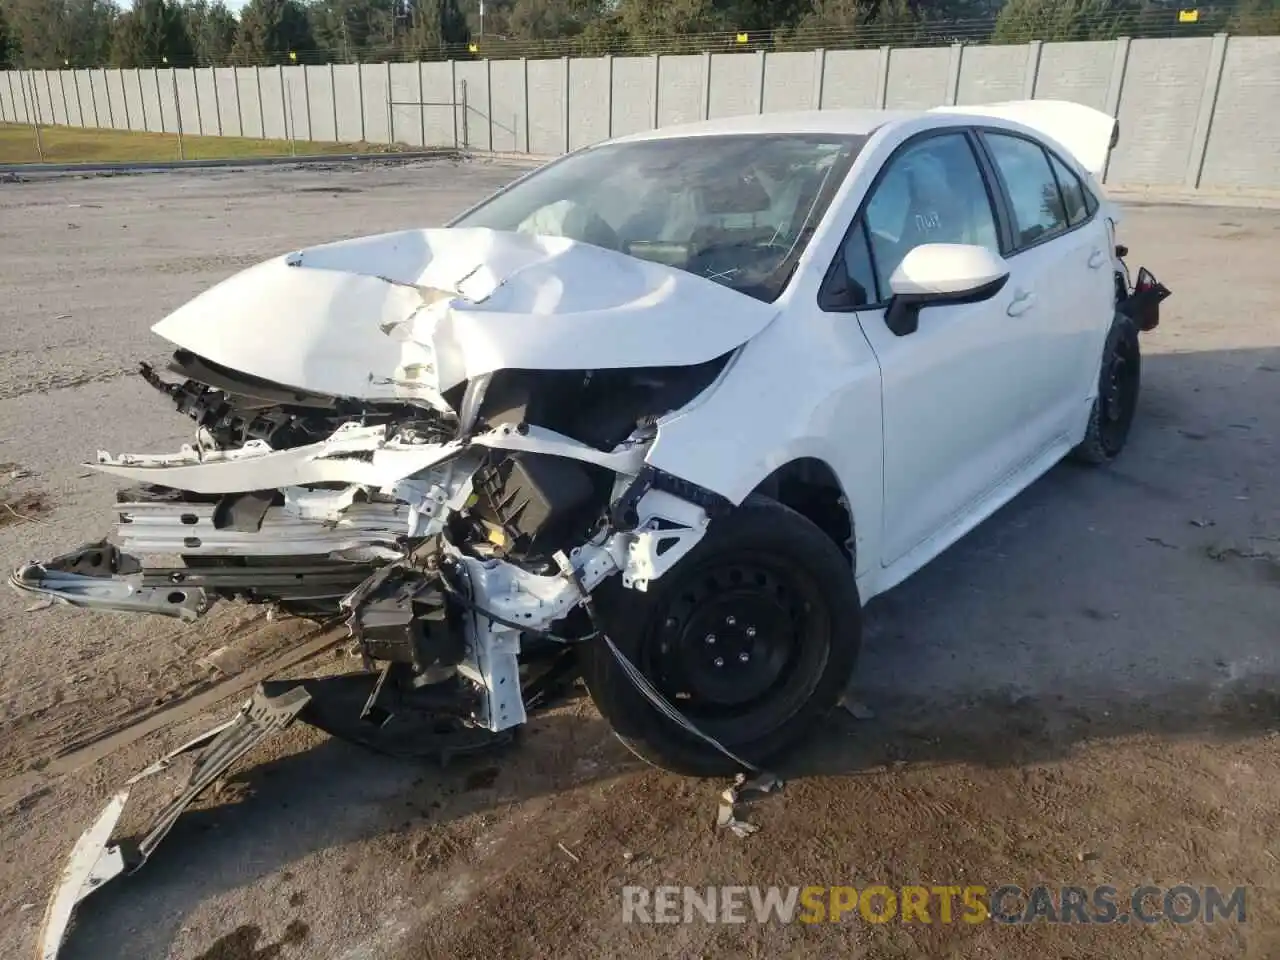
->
[{"left": 845, "top": 130, "right": 1051, "bottom": 566}]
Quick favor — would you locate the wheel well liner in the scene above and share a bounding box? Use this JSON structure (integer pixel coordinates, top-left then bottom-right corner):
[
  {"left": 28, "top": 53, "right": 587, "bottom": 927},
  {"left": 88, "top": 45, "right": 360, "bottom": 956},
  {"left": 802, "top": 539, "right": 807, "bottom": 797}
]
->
[{"left": 748, "top": 458, "right": 854, "bottom": 564}]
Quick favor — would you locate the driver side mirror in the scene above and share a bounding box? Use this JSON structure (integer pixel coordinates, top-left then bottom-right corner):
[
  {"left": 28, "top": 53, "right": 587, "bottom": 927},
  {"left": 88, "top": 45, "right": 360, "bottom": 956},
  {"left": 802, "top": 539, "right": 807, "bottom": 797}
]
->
[{"left": 885, "top": 243, "right": 1010, "bottom": 337}]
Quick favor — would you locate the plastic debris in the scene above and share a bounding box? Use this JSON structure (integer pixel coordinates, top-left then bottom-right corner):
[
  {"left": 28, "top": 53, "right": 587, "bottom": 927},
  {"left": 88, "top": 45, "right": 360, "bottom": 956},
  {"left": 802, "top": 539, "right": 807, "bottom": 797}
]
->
[{"left": 715, "top": 771, "right": 783, "bottom": 838}]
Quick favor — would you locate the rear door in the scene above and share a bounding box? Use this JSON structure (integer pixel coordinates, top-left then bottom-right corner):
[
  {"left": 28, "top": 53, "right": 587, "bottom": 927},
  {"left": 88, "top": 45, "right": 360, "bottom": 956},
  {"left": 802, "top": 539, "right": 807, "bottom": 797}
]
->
[{"left": 975, "top": 129, "right": 1114, "bottom": 445}]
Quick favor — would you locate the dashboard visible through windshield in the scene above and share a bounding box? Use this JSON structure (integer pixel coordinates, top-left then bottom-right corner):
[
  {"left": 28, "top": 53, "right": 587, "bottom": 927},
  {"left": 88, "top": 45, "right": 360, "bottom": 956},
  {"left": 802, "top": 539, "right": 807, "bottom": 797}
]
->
[{"left": 449, "top": 133, "right": 868, "bottom": 303}]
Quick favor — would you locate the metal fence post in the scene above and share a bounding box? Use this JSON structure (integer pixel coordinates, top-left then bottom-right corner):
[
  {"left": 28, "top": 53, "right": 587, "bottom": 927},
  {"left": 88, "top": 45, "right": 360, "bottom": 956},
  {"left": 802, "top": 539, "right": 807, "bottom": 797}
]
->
[
  {"left": 651, "top": 54, "right": 661, "bottom": 129},
  {"left": 191, "top": 69, "right": 203, "bottom": 136},
  {"left": 451, "top": 59, "right": 460, "bottom": 149},
  {"left": 255, "top": 66, "right": 265, "bottom": 138},
  {"left": 136, "top": 70, "right": 147, "bottom": 131},
  {"left": 946, "top": 43, "right": 963, "bottom": 105},
  {"left": 5, "top": 72, "right": 19, "bottom": 124},
  {"left": 1102, "top": 37, "right": 1131, "bottom": 184},
  {"left": 386, "top": 60, "right": 394, "bottom": 146},
  {"left": 277, "top": 64, "right": 288, "bottom": 146},
  {"left": 563, "top": 55, "right": 571, "bottom": 154},
  {"left": 605, "top": 54, "right": 614, "bottom": 139},
  {"left": 1023, "top": 40, "right": 1043, "bottom": 99},
  {"left": 303, "top": 65, "right": 313, "bottom": 141},
  {"left": 701, "top": 50, "right": 712, "bottom": 120},
  {"left": 74, "top": 71, "right": 87, "bottom": 127},
  {"left": 117, "top": 71, "right": 128, "bottom": 130},
  {"left": 812, "top": 47, "right": 826, "bottom": 110},
  {"left": 1186, "top": 32, "right": 1229, "bottom": 191},
  {"left": 417, "top": 60, "right": 426, "bottom": 148},
  {"left": 232, "top": 66, "right": 243, "bottom": 137},
  {"left": 285, "top": 75, "right": 297, "bottom": 156},
  {"left": 22, "top": 72, "right": 43, "bottom": 160},
  {"left": 521, "top": 58, "right": 529, "bottom": 153},
  {"left": 211, "top": 69, "right": 223, "bottom": 136},
  {"left": 756, "top": 49, "right": 767, "bottom": 114},
  {"left": 153, "top": 67, "right": 163, "bottom": 133},
  {"left": 44, "top": 71, "right": 56, "bottom": 124},
  {"left": 487, "top": 57, "right": 495, "bottom": 153},
  {"left": 171, "top": 68, "right": 185, "bottom": 159},
  {"left": 875, "top": 46, "right": 891, "bottom": 108},
  {"left": 57, "top": 70, "right": 70, "bottom": 125},
  {"left": 357, "top": 63, "right": 366, "bottom": 142},
  {"left": 331, "top": 63, "right": 340, "bottom": 142},
  {"left": 460, "top": 78, "right": 469, "bottom": 148}
]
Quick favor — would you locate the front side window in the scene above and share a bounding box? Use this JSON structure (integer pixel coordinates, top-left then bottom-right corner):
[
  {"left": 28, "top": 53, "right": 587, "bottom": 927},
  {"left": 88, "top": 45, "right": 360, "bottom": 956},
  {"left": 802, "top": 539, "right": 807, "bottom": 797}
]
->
[
  {"left": 861, "top": 131, "right": 1000, "bottom": 296},
  {"left": 451, "top": 133, "right": 867, "bottom": 303},
  {"left": 985, "top": 133, "right": 1070, "bottom": 248}
]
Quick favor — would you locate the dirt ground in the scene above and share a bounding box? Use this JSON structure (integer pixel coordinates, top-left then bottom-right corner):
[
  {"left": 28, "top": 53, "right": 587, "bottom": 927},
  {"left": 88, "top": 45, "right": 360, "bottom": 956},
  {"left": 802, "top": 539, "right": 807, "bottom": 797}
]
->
[{"left": 0, "top": 160, "right": 1278, "bottom": 960}]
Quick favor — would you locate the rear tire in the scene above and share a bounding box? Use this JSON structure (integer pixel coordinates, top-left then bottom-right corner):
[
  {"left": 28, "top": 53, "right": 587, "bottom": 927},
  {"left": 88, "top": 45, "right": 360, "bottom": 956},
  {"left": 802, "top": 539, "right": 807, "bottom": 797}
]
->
[
  {"left": 580, "top": 496, "right": 861, "bottom": 778},
  {"left": 1071, "top": 312, "right": 1141, "bottom": 465}
]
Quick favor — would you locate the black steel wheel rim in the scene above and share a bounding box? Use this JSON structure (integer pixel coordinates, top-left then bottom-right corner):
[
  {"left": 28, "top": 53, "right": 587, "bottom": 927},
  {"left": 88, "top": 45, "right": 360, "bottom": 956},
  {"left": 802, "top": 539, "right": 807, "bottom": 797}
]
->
[
  {"left": 639, "top": 554, "right": 831, "bottom": 729},
  {"left": 1100, "top": 336, "right": 1138, "bottom": 453}
]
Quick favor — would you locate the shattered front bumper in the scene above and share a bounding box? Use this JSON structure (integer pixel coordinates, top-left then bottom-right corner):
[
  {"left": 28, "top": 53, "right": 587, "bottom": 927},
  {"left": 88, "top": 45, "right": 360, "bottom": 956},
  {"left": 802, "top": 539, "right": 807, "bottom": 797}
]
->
[{"left": 12, "top": 420, "right": 712, "bottom": 738}]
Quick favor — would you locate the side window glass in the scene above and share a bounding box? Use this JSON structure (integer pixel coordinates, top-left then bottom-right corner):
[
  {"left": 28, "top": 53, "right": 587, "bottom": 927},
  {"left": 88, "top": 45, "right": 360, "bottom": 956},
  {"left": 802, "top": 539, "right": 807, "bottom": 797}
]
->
[
  {"left": 985, "top": 133, "right": 1069, "bottom": 248},
  {"left": 1083, "top": 182, "right": 1099, "bottom": 217},
  {"left": 843, "top": 220, "right": 878, "bottom": 306},
  {"left": 863, "top": 133, "right": 999, "bottom": 295},
  {"left": 1047, "top": 152, "right": 1088, "bottom": 227}
]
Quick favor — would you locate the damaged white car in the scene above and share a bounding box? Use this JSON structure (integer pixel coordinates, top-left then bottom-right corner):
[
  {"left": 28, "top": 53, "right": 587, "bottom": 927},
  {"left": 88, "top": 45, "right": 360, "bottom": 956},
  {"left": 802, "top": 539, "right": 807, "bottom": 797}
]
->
[{"left": 16, "top": 100, "right": 1171, "bottom": 956}]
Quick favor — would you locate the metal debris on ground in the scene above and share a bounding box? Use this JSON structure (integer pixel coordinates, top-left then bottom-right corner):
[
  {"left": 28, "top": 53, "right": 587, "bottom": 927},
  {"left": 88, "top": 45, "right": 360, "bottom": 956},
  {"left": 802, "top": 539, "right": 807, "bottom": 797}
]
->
[
  {"left": 715, "top": 771, "right": 783, "bottom": 839},
  {"left": 38, "top": 683, "right": 312, "bottom": 960}
]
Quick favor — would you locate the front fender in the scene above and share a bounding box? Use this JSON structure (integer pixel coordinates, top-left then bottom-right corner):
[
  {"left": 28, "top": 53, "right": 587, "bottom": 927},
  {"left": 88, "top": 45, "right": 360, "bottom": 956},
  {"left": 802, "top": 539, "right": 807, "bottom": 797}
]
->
[{"left": 642, "top": 311, "right": 884, "bottom": 580}]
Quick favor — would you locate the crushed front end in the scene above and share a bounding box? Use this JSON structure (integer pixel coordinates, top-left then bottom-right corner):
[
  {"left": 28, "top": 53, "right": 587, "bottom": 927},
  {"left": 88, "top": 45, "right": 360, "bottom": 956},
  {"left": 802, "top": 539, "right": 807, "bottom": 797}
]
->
[{"left": 11, "top": 347, "right": 729, "bottom": 737}]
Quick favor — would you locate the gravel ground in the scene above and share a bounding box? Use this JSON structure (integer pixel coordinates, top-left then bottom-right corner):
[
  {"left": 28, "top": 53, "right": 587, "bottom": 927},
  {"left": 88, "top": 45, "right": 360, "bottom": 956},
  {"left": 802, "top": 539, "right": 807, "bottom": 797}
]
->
[{"left": 0, "top": 160, "right": 1277, "bottom": 960}]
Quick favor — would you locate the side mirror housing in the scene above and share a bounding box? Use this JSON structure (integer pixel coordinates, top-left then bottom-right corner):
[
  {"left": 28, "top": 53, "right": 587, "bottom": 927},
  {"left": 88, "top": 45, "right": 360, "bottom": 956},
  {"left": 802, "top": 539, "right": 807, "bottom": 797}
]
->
[{"left": 885, "top": 243, "right": 1010, "bottom": 336}]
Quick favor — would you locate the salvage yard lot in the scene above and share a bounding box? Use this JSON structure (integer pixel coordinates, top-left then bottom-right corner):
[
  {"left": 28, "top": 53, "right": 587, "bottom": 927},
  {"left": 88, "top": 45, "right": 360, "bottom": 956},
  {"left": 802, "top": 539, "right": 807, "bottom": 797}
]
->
[{"left": 0, "top": 161, "right": 1278, "bottom": 960}]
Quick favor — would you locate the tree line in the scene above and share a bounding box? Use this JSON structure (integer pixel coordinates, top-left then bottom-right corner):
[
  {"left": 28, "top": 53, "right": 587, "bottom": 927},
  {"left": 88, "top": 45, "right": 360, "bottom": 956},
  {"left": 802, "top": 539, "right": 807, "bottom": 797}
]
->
[{"left": 0, "top": 0, "right": 1277, "bottom": 71}]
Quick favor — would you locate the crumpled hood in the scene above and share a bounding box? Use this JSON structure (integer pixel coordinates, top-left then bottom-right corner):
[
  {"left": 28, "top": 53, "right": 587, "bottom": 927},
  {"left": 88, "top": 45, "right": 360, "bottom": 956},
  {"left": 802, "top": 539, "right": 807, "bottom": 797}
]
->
[{"left": 151, "top": 227, "right": 780, "bottom": 407}]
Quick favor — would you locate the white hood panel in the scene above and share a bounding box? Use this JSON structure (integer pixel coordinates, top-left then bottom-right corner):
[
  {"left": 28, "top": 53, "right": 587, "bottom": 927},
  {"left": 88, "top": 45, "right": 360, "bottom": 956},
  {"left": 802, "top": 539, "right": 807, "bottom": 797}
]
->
[{"left": 152, "top": 228, "right": 780, "bottom": 405}]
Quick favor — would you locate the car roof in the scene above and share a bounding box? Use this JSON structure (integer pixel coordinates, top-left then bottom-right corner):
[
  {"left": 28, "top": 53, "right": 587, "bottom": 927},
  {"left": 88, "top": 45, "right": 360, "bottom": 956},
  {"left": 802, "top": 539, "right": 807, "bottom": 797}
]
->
[{"left": 606, "top": 109, "right": 933, "bottom": 144}]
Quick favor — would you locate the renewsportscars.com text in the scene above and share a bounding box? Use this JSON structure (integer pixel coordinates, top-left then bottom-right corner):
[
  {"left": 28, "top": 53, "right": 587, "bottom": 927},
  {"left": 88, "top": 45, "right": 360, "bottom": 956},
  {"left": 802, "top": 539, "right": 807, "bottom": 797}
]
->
[{"left": 621, "top": 884, "right": 1247, "bottom": 925}]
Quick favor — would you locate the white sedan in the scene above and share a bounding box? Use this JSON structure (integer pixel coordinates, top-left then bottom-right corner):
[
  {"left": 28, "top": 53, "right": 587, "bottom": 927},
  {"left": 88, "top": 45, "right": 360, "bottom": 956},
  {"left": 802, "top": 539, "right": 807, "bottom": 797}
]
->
[
  {"left": 21, "top": 100, "right": 1177, "bottom": 957},
  {"left": 22, "top": 94, "right": 1176, "bottom": 874}
]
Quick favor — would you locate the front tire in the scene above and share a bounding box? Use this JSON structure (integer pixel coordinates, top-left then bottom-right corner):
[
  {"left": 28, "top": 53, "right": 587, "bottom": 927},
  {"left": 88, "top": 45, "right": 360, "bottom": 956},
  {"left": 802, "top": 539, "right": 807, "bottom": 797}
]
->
[
  {"left": 1071, "top": 312, "right": 1141, "bottom": 465},
  {"left": 580, "top": 496, "right": 861, "bottom": 777}
]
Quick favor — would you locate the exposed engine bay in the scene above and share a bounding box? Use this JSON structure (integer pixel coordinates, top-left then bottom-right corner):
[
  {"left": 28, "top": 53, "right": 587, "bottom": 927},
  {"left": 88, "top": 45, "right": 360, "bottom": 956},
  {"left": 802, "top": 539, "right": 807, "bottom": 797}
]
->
[{"left": 15, "top": 343, "right": 735, "bottom": 736}]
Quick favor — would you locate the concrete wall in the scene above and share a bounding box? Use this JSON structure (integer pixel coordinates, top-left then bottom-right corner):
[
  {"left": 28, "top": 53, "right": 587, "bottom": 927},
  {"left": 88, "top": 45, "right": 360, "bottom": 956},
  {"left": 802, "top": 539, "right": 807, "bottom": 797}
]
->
[{"left": 4, "top": 35, "right": 1280, "bottom": 193}]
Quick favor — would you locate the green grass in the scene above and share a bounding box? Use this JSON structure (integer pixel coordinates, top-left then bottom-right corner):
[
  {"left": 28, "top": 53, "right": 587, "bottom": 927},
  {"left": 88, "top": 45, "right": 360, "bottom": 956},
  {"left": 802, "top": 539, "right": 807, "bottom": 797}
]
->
[{"left": 0, "top": 123, "right": 418, "bottom": 165}]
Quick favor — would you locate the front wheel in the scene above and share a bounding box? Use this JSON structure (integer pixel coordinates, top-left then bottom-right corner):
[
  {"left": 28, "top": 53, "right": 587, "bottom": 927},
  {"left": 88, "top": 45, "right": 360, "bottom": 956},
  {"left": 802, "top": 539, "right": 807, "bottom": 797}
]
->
[
  {"left": 1071, "top": 313, "right": 1142, "bottom": 465},
  {"left": 580, "top": 496, "right": 861, "bottom": 777}
]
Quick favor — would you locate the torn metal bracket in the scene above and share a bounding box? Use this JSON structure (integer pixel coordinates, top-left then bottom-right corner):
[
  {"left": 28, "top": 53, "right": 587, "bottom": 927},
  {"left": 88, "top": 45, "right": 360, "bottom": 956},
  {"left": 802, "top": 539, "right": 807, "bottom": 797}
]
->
[
  {"left": 10, "top": 559, "right": 212, "bottom": 622},
  {"left": 38, "top": 684, "right": 311, "bottom": 960}
]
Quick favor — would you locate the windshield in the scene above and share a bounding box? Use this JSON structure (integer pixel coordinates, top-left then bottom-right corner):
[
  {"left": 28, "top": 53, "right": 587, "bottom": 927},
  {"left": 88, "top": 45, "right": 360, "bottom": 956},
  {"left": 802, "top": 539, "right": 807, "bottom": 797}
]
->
[{"left": 450, "top": 133, "right": 867, "bottom": 303}]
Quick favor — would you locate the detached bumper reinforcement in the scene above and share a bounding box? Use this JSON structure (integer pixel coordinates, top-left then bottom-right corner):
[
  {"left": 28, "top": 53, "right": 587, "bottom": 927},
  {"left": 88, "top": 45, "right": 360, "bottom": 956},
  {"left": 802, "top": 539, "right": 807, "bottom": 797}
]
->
[
  {"left": 10, "top": 540, "right": 211, "bottom": 622},
  {"left": 38, "top": 684, "right": 312, "bottom": 960}
]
